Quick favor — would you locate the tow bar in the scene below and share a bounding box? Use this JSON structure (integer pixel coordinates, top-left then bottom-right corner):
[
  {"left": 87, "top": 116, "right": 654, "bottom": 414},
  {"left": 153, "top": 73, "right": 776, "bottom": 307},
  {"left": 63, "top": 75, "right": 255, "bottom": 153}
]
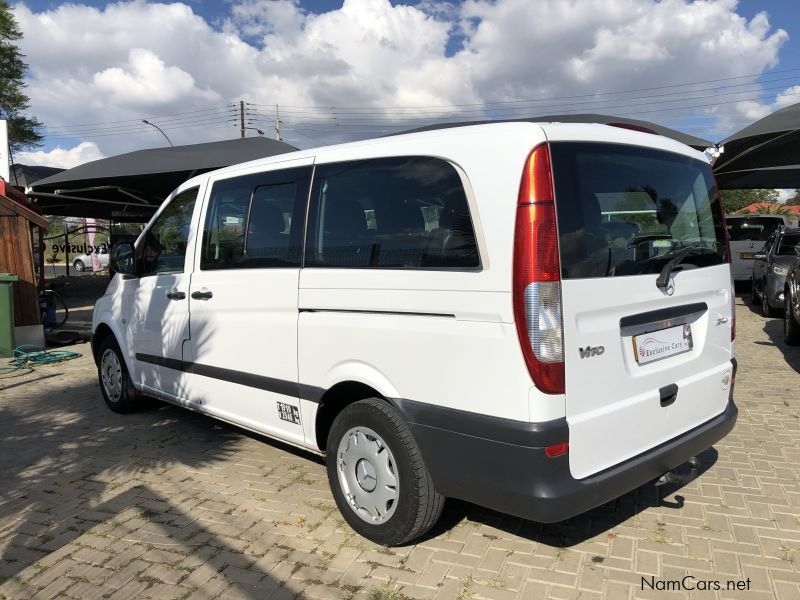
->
[{"left": 654, "top": 456, "right": 700, "bottom": 506}]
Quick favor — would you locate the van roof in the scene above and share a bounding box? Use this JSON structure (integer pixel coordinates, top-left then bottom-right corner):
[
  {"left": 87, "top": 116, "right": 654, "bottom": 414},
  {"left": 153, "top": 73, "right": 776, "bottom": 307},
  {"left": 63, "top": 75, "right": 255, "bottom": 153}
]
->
[{"left": 181, "top": 120, "right": 708, "bottom": 191}]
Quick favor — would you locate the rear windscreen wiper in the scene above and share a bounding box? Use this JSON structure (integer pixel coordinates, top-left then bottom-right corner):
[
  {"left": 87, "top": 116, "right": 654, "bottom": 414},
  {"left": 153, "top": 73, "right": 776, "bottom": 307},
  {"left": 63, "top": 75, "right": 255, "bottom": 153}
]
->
[{"left": 655, "top": 245, "right": 704, "bottom": 290}]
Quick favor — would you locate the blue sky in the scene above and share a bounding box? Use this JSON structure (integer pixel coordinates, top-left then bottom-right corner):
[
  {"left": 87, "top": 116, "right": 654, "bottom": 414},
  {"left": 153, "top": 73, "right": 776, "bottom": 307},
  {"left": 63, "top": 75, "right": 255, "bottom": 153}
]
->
[{"left": 12, "top": 1, "right": 800, "bottom": 166}]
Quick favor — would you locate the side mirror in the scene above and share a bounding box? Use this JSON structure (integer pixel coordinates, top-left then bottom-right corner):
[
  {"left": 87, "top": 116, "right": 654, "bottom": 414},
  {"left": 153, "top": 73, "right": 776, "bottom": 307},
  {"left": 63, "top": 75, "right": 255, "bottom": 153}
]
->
[
  {"left": 110, "top": 242, "right": 136, "bottom": 276},
  {"left": 753, "top": 252, "right": 766, "bottom": 260}
]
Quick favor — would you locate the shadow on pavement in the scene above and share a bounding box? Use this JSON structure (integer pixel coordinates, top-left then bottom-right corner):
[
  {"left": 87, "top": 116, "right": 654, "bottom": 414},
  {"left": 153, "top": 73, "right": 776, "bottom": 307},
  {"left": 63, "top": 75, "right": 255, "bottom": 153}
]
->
[{"left": 0, "top": 377, "right": 297, "bottom": 598}]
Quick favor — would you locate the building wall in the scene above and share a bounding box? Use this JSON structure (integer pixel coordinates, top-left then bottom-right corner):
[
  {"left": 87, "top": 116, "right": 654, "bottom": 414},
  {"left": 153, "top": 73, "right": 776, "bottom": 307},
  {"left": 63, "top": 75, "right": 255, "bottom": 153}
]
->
[{"left": 0, "top": 211, "right": 40, "bottom": 327}]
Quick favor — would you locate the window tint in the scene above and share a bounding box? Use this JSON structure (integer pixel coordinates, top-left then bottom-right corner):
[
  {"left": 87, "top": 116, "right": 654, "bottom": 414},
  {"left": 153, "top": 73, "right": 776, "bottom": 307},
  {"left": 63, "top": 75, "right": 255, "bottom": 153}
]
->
[
  {"left": 726, "top": 217, "right": 783, "bottom": 241},
  {"left": 138, "top": 187, "right": 198, "bottom": 276},
  {"left": 201, "top": 168, "right": 309, "bottom": 269},
  {"left": 306, "top": 157, "right": 479, "bottom": 269},
  {"left": 551, "top": 143, "right": 727, "bottom": 279},
  {"left": 777, "top": 233, "right": 800, "bottom": 255}
]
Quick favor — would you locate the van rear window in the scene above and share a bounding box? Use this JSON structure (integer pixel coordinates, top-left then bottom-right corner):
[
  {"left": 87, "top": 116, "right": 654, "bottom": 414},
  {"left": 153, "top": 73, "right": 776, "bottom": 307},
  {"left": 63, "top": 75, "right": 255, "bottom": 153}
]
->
[{"left": 550, "top": 142, "right": 727, "bottom": 279}]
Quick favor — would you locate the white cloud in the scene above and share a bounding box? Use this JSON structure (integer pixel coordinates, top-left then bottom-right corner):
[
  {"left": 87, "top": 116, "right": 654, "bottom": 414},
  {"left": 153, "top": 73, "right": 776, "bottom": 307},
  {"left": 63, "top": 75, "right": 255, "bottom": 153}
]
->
[
  {"left": 10, "top": 0, "right": 792, "bottom": 157},
  {"left": 17, "top": 142, "right": 105, "bottom": 169}
]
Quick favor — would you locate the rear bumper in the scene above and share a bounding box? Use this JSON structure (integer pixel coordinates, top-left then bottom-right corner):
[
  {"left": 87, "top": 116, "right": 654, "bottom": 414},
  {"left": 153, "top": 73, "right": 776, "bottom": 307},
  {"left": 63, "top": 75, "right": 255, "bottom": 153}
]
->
[{"left": 395, "top": 361, "right": 737, "bottom": 523}]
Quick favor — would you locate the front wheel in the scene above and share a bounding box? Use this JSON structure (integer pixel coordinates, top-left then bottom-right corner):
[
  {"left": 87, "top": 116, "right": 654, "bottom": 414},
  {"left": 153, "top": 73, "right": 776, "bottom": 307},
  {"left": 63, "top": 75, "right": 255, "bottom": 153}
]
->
[
  {"left": 73, "top": 259, "right": 85, "bottom": 272},
  {"left": 785, "top": 292, "right": 800, "bottom": 345},
  {"left": 97, "top": 336, "right": 142, "bottom": 413},
  {"left": 750, "top": 276, "right": 760, "bottom": 305},
  {"left": 326, "top": 398, "right": 444, "bottom": 546},
  {"left": 762, "top": 284, "right": 778, "bottom": 317}
]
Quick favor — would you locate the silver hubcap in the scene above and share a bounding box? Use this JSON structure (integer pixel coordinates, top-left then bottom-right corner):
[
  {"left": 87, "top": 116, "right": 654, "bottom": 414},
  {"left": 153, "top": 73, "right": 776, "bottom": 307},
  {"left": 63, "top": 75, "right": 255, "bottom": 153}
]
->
[
  {"left": 337, "top": 426, "right": 398, "bottom": 524},
  {"left": 100, "top": 348, "right": 123, "bottom": 403}
]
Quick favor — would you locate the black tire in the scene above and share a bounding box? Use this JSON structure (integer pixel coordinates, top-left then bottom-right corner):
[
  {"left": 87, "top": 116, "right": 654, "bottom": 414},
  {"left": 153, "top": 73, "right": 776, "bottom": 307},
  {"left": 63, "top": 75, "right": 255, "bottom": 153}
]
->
[
  {"left": 785, "top": 291, "right": 800, "bottom": 345},
  {"left": 326, "top": 398, "right": 444, "bottom": 546},
  {"left": 96, "top": 335, "right": 142, "bottom": 413},
  {"left": 762, "top": 284, "right": 778, "bottom": 317},
  {"left": 73, "top": 259, "right": 85, "bottom": 272},
  {"left": 750, "top": 276, "right": 760, "bottom": 305}
]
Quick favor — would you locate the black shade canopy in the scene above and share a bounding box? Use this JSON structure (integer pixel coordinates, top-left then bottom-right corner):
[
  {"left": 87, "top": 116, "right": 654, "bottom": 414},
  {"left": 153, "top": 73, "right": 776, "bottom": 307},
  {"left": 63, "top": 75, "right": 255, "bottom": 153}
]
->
[
  {"left": 714, "top": 102, "right": 800, "bottom": 189},
  {"left": 9, "top": 164, "right": 64, "bottom": 188},
  {"left": 28, "top": 137, "right": 297, "bottom": 219},
  {"left": 395, "top": 114, "right": 713, "bottom": 151}
]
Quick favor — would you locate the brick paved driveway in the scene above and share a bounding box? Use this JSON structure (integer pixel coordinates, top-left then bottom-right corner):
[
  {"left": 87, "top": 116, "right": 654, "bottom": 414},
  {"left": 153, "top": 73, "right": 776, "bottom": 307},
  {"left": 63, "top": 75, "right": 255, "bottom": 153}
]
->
[{"left": 1, "top": 295, "right": 799, "bottom": 600}]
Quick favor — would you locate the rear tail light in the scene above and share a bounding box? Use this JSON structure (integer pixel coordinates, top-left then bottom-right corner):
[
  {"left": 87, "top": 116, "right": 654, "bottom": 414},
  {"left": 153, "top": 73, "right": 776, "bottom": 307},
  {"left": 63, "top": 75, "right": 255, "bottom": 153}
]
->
[{"left": 513, "top": 143, "right": 565, "bottom": 395}]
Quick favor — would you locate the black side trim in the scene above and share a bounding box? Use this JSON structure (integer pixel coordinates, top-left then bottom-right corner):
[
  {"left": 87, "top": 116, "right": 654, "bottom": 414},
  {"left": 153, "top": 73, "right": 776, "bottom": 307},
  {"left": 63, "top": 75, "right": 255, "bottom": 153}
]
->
[
  {"left": 620, "top": 302, "right": 707, "bottom": 329},
  {"left": 134, "top": 353, "right": 324, "bottom": 402},
  {"left": 392, "top": 397, "right": 568, "bottom": 448},
  {"left": 135, "top": 353, "right": 183, "bottom": 371},
  {"left": 300, "top": 308, "right": 456, "bottom": 319}
]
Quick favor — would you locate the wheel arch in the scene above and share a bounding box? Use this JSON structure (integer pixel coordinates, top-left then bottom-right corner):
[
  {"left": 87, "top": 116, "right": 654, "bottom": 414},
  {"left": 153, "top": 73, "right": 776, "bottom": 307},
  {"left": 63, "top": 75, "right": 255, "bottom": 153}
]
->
[
  {"left": 315, "top": 381, "right": 399, "bottom": 452},
  {"left": 91, "top": 319, "right": 136, "bottom": 377}
]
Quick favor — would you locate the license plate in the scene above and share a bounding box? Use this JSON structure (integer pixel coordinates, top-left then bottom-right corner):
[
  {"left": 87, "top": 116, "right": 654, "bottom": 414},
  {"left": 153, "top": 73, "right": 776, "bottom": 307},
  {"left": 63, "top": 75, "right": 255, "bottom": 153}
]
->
[
  {"left": 740, "top": 252, "right": 754, "bottom": 259},
  {"left": 633, "top": 324, "right": 693, "bottom": 365}
]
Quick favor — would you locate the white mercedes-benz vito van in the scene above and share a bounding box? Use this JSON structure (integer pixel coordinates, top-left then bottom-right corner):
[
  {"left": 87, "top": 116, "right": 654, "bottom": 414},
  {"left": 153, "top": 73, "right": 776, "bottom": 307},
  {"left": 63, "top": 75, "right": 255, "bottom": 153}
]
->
[{"left": 92, "top": 121, "right": 737, "bottom": 545}]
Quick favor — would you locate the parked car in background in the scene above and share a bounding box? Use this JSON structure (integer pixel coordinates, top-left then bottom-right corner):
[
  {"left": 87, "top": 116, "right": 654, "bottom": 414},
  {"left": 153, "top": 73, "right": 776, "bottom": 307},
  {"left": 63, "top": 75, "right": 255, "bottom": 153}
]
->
[
  {"left": 783, "top": 244, "right": 800, "bottom": 344},
  {"left": 752, "top": 227, "right": 800, "bottom": 317},
  {"left": 726, "top": 214, "right": 787, "bottom": 283},
  {"left": 73, "top": 251, "right": 110, "bottom": 271}
]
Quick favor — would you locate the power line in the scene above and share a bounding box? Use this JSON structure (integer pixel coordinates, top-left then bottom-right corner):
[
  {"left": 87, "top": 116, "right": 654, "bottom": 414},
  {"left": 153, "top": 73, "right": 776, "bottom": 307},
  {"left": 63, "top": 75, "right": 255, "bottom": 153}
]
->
[
  {"left": 247, "top": 80, "right": 799, "bottom": 123},
  {"left": 45, "top": 104, "right": 237, "bottom": 130},
  {"left": 45, "top": 109, "right": 238, "bottom": 135},
  {"left": 246, "top": 67, "right": 800, "bottom": 110},
  {"left": 246, "top": 88, "right": 800, "bottom": 132}
]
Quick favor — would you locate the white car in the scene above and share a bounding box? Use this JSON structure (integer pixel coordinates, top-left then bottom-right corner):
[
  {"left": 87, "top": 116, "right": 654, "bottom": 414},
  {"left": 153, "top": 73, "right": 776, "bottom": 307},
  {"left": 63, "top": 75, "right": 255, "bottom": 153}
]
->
[
  {"left": 73, "top": 251, "right": 109, "bottom": 271},
  {"left": 92, "top": 121, "right": 737, "bottom": 545}
]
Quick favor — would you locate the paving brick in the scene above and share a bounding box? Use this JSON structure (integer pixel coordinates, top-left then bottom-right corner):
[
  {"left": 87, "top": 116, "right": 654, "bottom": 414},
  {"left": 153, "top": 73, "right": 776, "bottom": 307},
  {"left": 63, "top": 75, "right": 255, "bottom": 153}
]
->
[{"left": 0, "top": 295, "right": 798, "bottom": 600}]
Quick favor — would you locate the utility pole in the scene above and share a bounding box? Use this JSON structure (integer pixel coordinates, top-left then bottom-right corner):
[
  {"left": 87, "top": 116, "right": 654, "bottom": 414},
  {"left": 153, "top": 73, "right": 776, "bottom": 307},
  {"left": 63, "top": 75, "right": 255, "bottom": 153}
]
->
[
  {"left": 275, "top": 104, "right": 282, "bottom": 141},
  {"left": 240, "top": 100, "right": 246, "bottom": 138}
]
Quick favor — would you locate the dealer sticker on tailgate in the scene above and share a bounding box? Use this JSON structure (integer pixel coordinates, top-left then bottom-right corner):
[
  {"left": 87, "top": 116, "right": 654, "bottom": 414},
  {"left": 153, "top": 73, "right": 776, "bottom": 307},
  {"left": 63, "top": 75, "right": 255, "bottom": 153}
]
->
[{"left": 633, "top": 324, "right": 693, "bottom": 365}]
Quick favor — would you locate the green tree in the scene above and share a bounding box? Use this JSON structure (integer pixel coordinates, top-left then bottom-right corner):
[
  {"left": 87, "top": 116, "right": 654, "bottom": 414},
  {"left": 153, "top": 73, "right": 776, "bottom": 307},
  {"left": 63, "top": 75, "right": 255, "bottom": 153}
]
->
[
  {"left": 0, "top": 1, "right": 43, "bottom": 152},
  {"left": 720, "top": 189, "right": 780, "bottom": 214}
]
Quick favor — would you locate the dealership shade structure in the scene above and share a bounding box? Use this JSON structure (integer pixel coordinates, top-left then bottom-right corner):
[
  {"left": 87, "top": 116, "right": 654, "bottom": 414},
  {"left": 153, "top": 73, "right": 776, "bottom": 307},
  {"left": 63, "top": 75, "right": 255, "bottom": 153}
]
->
[
  {"left": 714, "top": 102, "right": 800, "bottom": 189},
  {"left": 27, "top": 137, "right": 297, "bottom": 219},
  {"left": 396, "top": 114, "right": 714, "bottom": 151}
]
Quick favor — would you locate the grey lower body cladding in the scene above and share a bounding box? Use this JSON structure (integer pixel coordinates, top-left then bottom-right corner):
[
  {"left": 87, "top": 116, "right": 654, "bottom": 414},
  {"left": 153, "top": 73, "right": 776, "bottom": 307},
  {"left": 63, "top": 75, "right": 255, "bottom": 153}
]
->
[{"left": 392, "top": 365, "right": 737, "bottom": 523}]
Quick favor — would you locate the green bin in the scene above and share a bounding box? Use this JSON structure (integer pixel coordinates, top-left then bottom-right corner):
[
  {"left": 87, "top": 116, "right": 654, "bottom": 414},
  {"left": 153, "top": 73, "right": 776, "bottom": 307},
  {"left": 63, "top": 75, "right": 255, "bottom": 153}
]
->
[{"left": 0, "top": 273, "right": 19, "bottom": 358}]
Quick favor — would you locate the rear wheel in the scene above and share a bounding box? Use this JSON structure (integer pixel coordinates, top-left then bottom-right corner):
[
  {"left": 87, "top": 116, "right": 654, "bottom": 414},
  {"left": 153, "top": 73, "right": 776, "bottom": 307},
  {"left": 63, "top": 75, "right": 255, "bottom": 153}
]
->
[
  {"left": 97, "top": 336, "right": 142, "bottom": 413},
  {"left": 785, "top": 292, "right": 800, "bottom": 345},
  {"left": 326, "top": 398, "right": 444, "bottom": 546},
  {"left": 73, "top": 259, "right": 85, "bottom": 272}
]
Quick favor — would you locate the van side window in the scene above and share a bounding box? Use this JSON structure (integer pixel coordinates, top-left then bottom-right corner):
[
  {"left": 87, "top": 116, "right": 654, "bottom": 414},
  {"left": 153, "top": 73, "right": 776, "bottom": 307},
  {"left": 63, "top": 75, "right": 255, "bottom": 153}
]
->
[
  {"left": 306, "top": 157, "right": 479, "bottom": 269},
  {"left": 138, "top": 187, "right": 198, "bottom": 276},
  {"left": 200, "top": 168, "right": 310, "bottom": 270}
]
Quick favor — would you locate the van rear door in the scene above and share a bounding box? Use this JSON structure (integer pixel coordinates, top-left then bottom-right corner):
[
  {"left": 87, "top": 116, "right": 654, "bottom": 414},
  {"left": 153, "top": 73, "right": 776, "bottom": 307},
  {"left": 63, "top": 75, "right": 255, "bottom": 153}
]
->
[{"left": 549, "top": 142, "right": 734, "bottom": 480}]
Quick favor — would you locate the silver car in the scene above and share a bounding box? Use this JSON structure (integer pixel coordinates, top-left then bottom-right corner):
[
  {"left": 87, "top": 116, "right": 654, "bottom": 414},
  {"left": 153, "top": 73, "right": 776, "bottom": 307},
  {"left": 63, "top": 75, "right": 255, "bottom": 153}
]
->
[
  {"left": 726, "top": 214, "right": 787, "bottom": 283},
  {"left": 73, "top": 252, "right": 109, "bottom": 272},
  {"left": 752, "top": 227, "right": 800, "bottom": 317}
]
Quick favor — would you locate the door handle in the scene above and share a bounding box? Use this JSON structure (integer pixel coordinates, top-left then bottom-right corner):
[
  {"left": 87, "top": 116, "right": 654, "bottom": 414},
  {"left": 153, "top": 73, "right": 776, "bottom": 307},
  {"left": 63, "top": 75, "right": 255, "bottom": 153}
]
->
[
  {"left": 191, "top": 290, "right": 213, "bottom": 300},
  {"left": 166, "top": 290, "right": 186, "bottom": 300}
]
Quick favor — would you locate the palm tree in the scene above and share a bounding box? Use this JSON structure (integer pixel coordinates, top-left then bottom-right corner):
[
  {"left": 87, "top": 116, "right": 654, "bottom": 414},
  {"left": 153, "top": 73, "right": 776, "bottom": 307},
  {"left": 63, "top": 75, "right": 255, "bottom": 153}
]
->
[
  {"left": 735, "top": 203, "right": 793, "bottom": 216},
  {"left": 754, "top": 203, "right": 793, "bottom": 215}
]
